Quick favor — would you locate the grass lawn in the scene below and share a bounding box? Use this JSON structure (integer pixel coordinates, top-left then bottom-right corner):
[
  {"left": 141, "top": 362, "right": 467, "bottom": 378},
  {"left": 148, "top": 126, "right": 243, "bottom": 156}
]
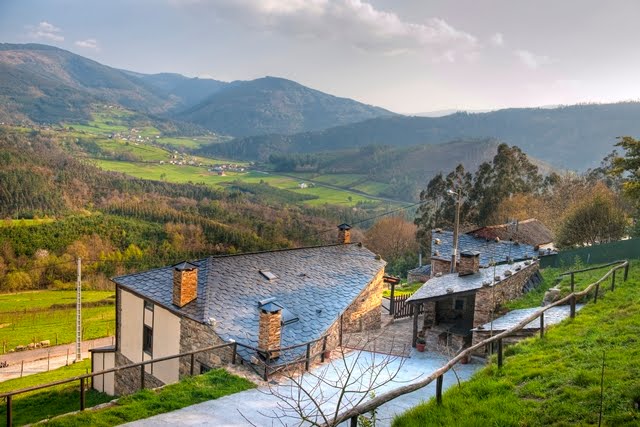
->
[
  {"left": 0, "top": 290, "right": 115, "bottom": 352},
  {"left": 382, "top": 281, "right": 420, "bottom": 298},
  {"left": 44, "top": 368, "right": 255, "bottom": 426},
  {"left": 393, "top": 261, "right": 640, "bottom": 426},
  {"left": 0, "top": 359, "right": 112, "bottom": 426}
]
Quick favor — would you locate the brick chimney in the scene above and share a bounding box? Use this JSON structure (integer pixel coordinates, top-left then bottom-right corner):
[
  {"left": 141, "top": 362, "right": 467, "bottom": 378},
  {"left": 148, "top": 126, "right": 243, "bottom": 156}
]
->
[
  {"left": 258, "top": 298, "right": 282, "bottom": 358},
  {"left": 458, "top": 251, "right": 480, "bottom": 276},
  {"left": 337, "top": 223, "right": 352, "bottom": 244},
  {"left": 172, "top": 262, "right": 198, "bottom": 307}
]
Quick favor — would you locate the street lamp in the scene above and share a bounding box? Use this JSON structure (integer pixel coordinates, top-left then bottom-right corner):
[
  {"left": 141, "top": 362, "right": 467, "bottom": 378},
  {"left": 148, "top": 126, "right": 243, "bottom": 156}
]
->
[{"left": 447, "top": 188, "right": 462, "bottom": 273}]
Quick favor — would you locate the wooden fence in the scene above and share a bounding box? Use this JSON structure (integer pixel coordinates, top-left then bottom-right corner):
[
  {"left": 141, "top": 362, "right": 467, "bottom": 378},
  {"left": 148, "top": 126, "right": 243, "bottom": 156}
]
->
[
  {"left": 329, "top": 260, "right": 630, "bottom": 427},
  {"left": 392, "top": 294, "right": 424, "bottom": 319}
]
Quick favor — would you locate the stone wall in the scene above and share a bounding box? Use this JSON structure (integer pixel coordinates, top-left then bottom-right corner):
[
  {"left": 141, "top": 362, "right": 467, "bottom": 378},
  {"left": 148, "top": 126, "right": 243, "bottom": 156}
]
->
[
  {"left": 179, "top": 316, "right": 232, "bottom": 377},
  {"left": 341, "top": 269, "right": 384, "bottom": 333},
  {"left": 431, "top": 258, "right": 452, "bottom": 277},
  {"left": 114, "top": 352, "right": 164, "bottom": 396},
  {"left": 258, "top": 310, "right": 282, "bottom": 358},
  {"left": 472, "top": 262, "right": 539, "bottom": 327}
]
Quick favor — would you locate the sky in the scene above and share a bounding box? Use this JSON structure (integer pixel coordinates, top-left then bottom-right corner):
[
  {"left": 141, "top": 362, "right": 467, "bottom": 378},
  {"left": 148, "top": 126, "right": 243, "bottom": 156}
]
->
[{"left": 1, "top": 0, "right": 640, "bottom": 114}]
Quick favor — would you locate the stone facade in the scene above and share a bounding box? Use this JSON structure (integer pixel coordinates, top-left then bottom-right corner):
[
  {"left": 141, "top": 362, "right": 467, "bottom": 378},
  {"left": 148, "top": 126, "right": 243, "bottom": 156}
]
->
[
  {"left": 472, "top": 262, "right": 539, "bottom": 327},
  {"left": 341, "top": 269, "right": 384, "bottom": 333},
  {"left": 178, "top": 316, "right": 231, "bottom": 377},
  {"left": 458, "top": 251, "right": 480, "bottom": 276},
  {"left": 172, "top": 267, "right": 198, "bottom": 308},
  {"left": 113, "top": 352, "right": 164, "bottom": 396},
  {"left": 431, "top": 257, "right": 453, "bottom": 277},
  {"left": 258, "top": 309, "right": 282, "bottom": 358}
]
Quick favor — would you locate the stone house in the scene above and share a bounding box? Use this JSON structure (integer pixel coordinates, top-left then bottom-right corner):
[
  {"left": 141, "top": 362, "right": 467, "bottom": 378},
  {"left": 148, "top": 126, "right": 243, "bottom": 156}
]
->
[
  {"left": 406, "top": 251, "right": 541, "bottom": 352},
  {"left": 468, "top": 218, "right": 555, "bottom": 251},
  {"left": 90, "top": 226, "right": 386, "bottom": 396}
]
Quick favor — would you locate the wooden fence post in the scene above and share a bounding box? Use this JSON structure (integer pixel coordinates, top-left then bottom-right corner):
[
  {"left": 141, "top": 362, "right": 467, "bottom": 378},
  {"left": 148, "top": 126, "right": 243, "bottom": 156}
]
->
[
  {"left": 140, "top": 365, "right": 145, "bottom": 390},
  {"left": 305, "top": 343, "right": 311, "bottom": 371},
  {"left": 350, "top": 416, "right": 358, "bottom": 427},
  {"left": 570, "top": 295, "right": 576, "bottom": 318},
  {"left": 6, "top": 395, "right": 12, "bottom": 427},
  {"left": 411, "top": 305, "right": 418, "bottom": 348},
  {"left": 594, "top": 283, "right": 599, "bottom": 303},
  {"left": 389, "top": 281, "right": 396, "bottom": 316},
  {"left": 231, "top": 342, "right": 237, "bottom": 365},
  {"left": 611, "top": 270, "right": 616, "bottom": 291},
  {"left": 624, "top": 263, "right": 629, "bottom": 281},
  {"left": 20, "top": 360, "right": 23, "bottom": 378},
  {"left": 570, "top": 273, "right": 575, "bottom": 292},
  {"left": 80, "top": 378, "right": 85, "bottom": 410},
  {"left": 497, "top": 339, "right": 503, "bottom": 368},
  {"left": 190, "top": 353, "right": 195, "bottom": 376},
  {"left": 540, "top": 313, "right": 544, "bottom": 339},
  {"left": 436, "top": 375, "right": 443, "bottom": 405}
]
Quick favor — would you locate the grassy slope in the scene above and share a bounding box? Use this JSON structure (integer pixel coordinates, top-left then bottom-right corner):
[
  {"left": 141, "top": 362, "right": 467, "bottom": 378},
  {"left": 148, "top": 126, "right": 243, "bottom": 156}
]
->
[
  {"left": 0, "top": 364, "right": 254, "bottom": 426},
  {"left": 45, "top": 368, "right": 255, "bottom": 427},
  {"left": 393, "top": 262, "right": 640, "bottom": 426},
  {"left": 0, "top": 360, "right": 112, "bottom": 426},
  {"left": 0, "top": 290, "right": 115, "bottom": 352}
]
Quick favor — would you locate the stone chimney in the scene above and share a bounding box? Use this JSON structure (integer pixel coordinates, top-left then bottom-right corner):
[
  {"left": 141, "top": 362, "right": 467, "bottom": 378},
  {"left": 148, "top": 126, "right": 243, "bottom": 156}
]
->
[
  {"left": 337, "top": 223, "right": 352, "bottom": 244},
  {"left": 172, "top": 262, "right": 198, "bottom": 307},
  {"left": 258, "top": 298, "right": 282, "bottom": 358},
  {"left": 458, "top": 251, "right": 480, "bottom": 276}
]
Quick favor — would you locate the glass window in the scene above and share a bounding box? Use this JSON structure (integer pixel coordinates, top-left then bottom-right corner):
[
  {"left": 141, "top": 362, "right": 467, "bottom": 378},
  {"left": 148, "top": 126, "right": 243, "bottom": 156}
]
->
[{"left": 143, "top": 325, "right": 153, "bottom": 354}]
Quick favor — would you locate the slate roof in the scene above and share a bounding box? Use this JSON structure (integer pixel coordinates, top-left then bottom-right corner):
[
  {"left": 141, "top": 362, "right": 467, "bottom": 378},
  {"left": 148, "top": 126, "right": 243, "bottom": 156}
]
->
[
  {"left": 471, "top": 304, "right": 585, "bottom": 332},
  {"left": 406, "top": 260, "right": 537, "bottom": 303},
  {"left": 468, "top": 219, "right": 554, "bottom": 248},
  {"left": 113, "top": 243, "right": 385, "bottom": 362},
  {"left": 431, "top": 229, "right": 537, "bottom": 266}
]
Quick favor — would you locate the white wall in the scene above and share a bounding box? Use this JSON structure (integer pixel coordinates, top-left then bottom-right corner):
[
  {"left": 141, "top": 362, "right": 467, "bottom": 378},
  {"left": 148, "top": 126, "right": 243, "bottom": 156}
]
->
[
  {"left": 91, "top": 351, "right": 115, "bottom": 396},
  {"left": 119, "top": 288, "right": 181, "bottom": 385},
  {"left": 120, "top": 289, "right": 143, "bottom": 363},
  {"left": 151, "top": 305, "right": 181, "bottom": 384}
]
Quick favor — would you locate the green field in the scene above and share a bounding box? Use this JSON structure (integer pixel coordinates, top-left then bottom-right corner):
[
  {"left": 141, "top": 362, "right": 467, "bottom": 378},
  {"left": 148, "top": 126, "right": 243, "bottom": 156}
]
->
[
  {"left": 393, "top": 262, "right": 640, "bottom": 426},
  {"left": 0, "top": 290, "right": 115, "bottom": 353},
  {"left": 0, "top": 218, "right": 56, "bottom": 227},
  {"left": 94, "top": 160, "right": 382, "bottom": 207}
]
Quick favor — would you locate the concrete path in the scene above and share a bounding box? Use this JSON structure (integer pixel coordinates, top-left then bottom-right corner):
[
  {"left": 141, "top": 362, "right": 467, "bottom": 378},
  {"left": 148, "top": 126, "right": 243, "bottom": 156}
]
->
[
  {"left": 0, "top": 336, "right": 114, "bottom": 382},
  {"left": 124, "top": 349, "right": 481, "bottom": 427}
]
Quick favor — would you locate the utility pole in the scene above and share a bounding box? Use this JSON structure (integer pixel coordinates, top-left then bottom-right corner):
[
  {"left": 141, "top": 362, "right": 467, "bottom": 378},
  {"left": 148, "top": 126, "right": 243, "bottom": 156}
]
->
[
  {"left": 75, "top": 257, "right": 82, "bottom": 363},
  {"left": 449, "top": 189, "right": 461, "bottom": 273}
]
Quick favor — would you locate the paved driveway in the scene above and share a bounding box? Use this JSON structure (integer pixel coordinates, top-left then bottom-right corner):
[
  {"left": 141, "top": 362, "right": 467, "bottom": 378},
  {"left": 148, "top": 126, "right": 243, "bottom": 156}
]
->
[{"left": 124, "top": 349, "right": 481, "bottom": 427}]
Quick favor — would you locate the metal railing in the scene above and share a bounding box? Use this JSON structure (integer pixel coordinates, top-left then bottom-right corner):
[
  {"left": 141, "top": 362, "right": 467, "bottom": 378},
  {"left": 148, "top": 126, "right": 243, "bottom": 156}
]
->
[
  {"left": 1, "top": 333, "right": 334, "bottom": 426},
  {"left": 331, "top": 260, "right": 630, "bottom": 427}
]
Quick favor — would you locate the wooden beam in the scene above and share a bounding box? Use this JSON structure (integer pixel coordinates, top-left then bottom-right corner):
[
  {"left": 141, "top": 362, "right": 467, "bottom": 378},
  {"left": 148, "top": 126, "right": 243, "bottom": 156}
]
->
[{"left": 412, "top": 305, "right": 419, "bottom": 348}]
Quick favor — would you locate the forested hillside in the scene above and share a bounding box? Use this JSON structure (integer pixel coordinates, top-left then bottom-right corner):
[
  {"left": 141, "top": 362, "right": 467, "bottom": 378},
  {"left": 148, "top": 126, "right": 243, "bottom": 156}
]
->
[
  {"left": 201, "top": 102, "right": 640, "bottom": 170},
  {"left": 175, "top": 76, "right": 395, "bottom": 136},
  {"left": 0, "top": 126, "right": 370, "bottom": 292}
]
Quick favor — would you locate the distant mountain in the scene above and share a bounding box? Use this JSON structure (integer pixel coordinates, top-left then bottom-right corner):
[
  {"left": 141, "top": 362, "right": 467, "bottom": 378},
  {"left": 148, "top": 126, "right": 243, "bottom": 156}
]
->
[
  {"left": 128, "top": 72, "right": 228, "bottom": 111},
  {"left": 201, "top": 102, "right": 640, "bottom": 170},
  {"left": 0, "top": 43, "right": 177, "bottom": 123},
  {"left": 176, "top": 76, "right": 396, "bottom": 137}
]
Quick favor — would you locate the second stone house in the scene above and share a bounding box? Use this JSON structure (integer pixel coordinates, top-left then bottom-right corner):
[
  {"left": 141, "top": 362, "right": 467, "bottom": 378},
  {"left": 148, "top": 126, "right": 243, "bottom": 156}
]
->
[{"left": 407, "top": 251, "right": 542, "bottom": 352}]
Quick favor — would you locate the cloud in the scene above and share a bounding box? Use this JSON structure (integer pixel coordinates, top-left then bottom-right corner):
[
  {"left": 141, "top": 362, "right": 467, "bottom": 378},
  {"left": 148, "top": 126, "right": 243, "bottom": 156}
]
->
[
  {"left": 515, "top": 49, "right": 551, "bottom": 69},
  {"left": 75, "top": 38, "right": 99, "bottom": 49},
  {"left": 171, "top": 0, "right": 478, "bottom": 59},
  {"left": 26, "top": 21, "right": 64, "bottom": 42},
  {"left": 490, "top": 32, "right": 504, "bottom": 47}
]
